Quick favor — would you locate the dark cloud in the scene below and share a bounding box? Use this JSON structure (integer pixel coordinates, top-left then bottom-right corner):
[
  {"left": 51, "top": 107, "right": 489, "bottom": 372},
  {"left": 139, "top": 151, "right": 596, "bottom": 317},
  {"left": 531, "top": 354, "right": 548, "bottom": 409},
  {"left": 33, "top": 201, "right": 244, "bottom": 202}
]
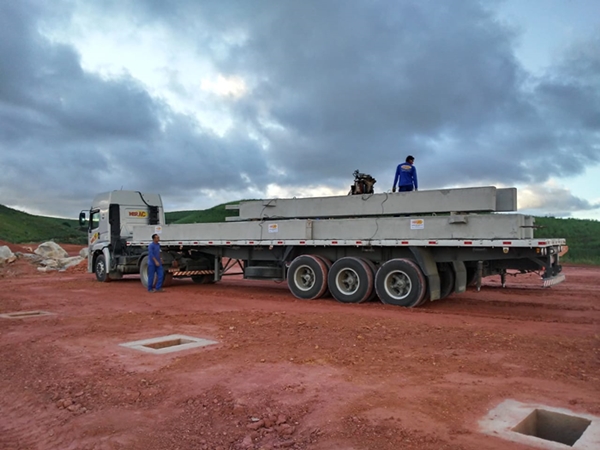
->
[{"left": 0, "top": 0, "right": 598, "bottom": 217}]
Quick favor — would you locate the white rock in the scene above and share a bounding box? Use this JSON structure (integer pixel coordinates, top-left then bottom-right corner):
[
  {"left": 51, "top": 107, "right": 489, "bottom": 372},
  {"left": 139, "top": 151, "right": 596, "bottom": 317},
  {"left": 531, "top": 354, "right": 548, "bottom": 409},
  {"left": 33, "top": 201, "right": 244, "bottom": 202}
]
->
[
  {"left": 57, "top": 256, "right": 84, "bottom": 270},
  {"left": 39, "top": 259, "right": 60, "bottom": 269},
  {"left": 79, "top": 247, "right": 89, "bottom": 258},
  {"left": 0, "top": 246, "right": 16, "bottom": 265},
  {"left": 35, "top": 242, "right": 68, "bottom": 260}
]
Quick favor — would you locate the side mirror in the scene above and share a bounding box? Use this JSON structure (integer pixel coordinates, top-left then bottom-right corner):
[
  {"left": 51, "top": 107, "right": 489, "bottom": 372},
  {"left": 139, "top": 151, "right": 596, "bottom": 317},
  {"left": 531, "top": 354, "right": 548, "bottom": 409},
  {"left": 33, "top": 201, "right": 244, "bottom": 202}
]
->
[{"left": 79, "top": 211, "right": 87, "bottom": 227}]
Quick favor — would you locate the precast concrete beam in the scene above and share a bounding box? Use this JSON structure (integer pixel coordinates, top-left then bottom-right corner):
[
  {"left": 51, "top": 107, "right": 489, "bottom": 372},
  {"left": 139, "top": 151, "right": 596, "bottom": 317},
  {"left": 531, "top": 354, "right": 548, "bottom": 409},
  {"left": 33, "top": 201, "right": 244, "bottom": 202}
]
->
[
  {"left": 227, "top": 186, "right": 517, "bottom": 221},
  {"left": 135, "top": 213, "right": 535, "bottom": 242}
]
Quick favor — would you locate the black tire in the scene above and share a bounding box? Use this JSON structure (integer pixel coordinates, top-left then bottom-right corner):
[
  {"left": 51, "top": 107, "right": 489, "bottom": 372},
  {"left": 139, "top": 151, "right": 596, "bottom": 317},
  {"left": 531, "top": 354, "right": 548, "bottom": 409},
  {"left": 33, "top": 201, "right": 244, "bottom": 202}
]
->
[
  {"left": 438, "top": 263, "right": 455, "bottom": 300},
  {"left": 375, "top": 259, "right": 427, "bottom": 307},
  {"left": 313, "top": 256, "right": 332, "bottom": 298},
  {"left": 327, "top": 257, "right": 374, "bottom": 304},
  {"left": 361, "top": 258, "right": 379, "bottom": 302},
  {"left": 95, "top": 254, "right": 111, "bottom": 283},
  {"left": 192, "top": 275, "right": 215, "bottom": 284},
  {"left": 287, "top": 255, "right": 329, "bottom": 300}
]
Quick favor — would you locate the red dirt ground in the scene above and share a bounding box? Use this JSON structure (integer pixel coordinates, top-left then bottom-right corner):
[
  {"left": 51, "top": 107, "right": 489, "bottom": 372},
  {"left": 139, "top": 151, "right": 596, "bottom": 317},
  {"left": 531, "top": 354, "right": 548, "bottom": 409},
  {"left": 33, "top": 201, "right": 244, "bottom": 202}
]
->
[{"left": 0, "top": 246, "right": 598, "bottom": 450}]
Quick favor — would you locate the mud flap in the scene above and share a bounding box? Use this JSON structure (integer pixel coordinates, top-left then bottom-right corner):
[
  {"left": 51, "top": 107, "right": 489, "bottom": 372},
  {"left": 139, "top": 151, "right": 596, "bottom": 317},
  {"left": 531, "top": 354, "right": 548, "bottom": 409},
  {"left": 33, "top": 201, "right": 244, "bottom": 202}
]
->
[
  {"left": 452, "top": 260, "right": 467, "bottom": 294},
  {"left": 409, "top": 247, "right": 440, "bottom": 301}
]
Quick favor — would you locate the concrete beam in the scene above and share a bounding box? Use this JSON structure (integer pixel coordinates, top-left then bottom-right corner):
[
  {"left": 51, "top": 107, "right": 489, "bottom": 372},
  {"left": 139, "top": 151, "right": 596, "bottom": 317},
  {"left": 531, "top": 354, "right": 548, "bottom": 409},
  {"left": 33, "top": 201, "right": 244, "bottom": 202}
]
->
[{"left": 228, "top": 186, "right": 517, "bottom": 221}]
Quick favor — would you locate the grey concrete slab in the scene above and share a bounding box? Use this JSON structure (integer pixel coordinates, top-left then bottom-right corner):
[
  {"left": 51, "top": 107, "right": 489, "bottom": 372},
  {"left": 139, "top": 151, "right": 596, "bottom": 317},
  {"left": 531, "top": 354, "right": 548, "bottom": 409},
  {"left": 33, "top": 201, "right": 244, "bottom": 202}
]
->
[
  {"left": 135, "top": 213, "right": 535, "bottom": 242},
  {"left": 227, "top": 186, "right": 516, "bottom": 221}
]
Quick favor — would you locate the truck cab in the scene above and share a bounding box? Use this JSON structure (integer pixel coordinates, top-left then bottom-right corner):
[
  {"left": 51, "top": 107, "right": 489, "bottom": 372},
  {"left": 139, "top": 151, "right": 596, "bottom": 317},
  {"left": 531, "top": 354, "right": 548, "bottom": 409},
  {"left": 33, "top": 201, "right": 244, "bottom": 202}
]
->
[{"left": 80, "top": 191, "right": 164, "bottom": 281}]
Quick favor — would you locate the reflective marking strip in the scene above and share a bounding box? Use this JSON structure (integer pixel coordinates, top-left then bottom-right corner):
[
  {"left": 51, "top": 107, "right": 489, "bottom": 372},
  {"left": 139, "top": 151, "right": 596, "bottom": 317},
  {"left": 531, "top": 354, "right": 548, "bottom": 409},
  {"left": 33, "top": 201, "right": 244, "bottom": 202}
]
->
[
  {"left": 543, "top": 274, "right": 565, "bottom": 287},
  {"left": 169, "top": 269, "right": 215, "bottom": 276}
]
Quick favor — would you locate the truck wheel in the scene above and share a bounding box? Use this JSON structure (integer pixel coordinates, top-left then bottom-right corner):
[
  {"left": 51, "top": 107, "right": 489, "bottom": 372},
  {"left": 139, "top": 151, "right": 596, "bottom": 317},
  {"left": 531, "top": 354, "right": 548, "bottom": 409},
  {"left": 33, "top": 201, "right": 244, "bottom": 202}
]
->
[
  {"left": 95, "top": 254, "right": 111, "bottom": 283},
  {"left": 438, "top": 263, "right": 455, "bottom": 300},
  {"left": 375, "top": 259, "right": 426, "bottom": 307},
  {"left": 287, "top": 255, "right": 329, "bottom": 300},
  {"left": 327, "top": 257, "right": 374, "bottom": 304},
  {"left": 139, "top": 256, "right": 150, "bottom": 288}
]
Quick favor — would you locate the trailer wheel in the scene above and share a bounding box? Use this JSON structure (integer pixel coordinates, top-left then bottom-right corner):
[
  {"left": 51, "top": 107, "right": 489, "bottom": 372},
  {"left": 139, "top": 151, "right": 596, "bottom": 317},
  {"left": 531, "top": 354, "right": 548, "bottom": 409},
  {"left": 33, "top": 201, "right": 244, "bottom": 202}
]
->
[
  {"left": 95, "top": 254, "right": 111, "bottom": 283},
  {"left": 375, "top": 259, "right": 426, "bottom": 307},
  {"left": 327, "top": 257, "right": 374, "bottom": 304},
  {"left": 361, "top": 258, "right": 379, "bottom": 302},
  {"left": 313, "top": 256, "right": 332, "bottom": 298},
  {"left": 438, "top": 263, "right": 455, "bottom": 300},
  {"left": 287, "top": 255, "right": 329, "bottom": 300}
]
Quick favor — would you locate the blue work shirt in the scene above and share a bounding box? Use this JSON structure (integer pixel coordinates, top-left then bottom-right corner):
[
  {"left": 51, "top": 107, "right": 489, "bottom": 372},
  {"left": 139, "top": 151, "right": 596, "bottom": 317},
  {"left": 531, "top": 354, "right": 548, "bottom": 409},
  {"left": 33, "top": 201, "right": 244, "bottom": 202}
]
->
[
  {"left": 148, "top": 241, "right": 161, "bottom": 267},
  {"left": 393, "top": 162, "right": 418, "bottom": 190}
]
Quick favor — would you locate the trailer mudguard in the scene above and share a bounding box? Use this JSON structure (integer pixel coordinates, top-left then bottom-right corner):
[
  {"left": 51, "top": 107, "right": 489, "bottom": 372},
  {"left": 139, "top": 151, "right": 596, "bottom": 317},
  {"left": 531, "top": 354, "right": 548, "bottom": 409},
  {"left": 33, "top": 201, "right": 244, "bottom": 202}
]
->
[{"left": 409, "top": 247, "right": 441, "bottom": 301}]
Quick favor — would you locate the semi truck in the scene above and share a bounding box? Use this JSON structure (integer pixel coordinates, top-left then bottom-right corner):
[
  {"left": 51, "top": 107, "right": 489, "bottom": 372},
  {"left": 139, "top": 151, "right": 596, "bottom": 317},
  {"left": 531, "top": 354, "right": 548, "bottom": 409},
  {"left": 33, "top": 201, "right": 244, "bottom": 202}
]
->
[{"left": 80, "top": 187, "right": 566, "bottom": 308}]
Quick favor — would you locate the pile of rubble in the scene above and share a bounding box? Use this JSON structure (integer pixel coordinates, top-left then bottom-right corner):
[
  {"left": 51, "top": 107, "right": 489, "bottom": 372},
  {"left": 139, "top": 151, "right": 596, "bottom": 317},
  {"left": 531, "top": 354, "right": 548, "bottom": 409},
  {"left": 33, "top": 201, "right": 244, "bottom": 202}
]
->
[{"left": 0, "top": 242, "right": 87, "bottom": 272}]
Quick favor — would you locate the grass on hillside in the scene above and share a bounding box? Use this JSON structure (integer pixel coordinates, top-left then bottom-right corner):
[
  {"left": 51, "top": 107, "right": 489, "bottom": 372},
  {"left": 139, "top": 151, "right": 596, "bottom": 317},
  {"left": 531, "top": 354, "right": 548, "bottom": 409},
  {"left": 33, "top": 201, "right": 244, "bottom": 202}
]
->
[
  {"left": 0, "top": 204, "right": 87, "bottom": 244},
  {"left": 534, "top": 216, "right": 600, "bottom": 265},
  {"left": 165, "top": 201, "right": 243, "bottom": 224}
]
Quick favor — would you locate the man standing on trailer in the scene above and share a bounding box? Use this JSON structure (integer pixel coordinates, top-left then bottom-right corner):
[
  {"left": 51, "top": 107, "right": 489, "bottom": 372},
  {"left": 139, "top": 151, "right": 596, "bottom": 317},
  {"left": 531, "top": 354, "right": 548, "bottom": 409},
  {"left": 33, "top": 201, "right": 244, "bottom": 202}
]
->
[
  {"left": 147, "top": 233, "right": 164, "bottom": 292},
  {"left": 392, "top": 155, "right": 418, "bottom": 192}
]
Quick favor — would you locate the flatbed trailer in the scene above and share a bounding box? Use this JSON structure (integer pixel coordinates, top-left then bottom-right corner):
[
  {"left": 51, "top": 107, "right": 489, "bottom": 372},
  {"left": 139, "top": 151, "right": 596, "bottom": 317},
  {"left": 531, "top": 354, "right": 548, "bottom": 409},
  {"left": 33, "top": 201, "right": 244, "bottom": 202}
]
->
[{"left": 82, "top": 187, "right": 566, "bottom": 308}]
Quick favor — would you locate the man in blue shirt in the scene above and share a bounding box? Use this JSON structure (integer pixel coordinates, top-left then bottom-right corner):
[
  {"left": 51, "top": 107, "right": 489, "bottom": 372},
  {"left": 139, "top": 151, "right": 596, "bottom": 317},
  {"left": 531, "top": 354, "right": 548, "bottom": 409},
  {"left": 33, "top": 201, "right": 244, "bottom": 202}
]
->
[
  {"left": 147, "top": 233, "right": 164, "bottom": 292},
  {"left": 392, "top": 155, "right": 418, "bottom": 192}
]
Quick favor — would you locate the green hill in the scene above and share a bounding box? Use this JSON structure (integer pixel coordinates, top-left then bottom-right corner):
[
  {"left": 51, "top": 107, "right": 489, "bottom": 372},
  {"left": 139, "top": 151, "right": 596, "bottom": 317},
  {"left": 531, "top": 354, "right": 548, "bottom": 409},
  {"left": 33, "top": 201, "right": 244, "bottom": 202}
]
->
[
  {"left": 0, "top": 204, "right": 86, "bottom": 244},
  {"left": 1, "top": 202, "right": 598, "bottom": 264},
  {"left": 165, "top": 201, "right": 243, "bottom": 224},
  {"left": 534, "top": 216, "right": 600, "bottom": 265}
]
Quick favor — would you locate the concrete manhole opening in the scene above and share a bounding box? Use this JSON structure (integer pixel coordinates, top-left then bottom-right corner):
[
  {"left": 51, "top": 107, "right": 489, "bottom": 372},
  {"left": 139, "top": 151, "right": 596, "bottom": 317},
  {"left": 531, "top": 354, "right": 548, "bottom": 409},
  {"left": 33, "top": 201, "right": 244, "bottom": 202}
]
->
[
  {"left": 512, "top": 409, "right": 591, "bottom": 447},
  {"left": 120, "top": 334, "right": 218, "bottom": 354},
  {"left": 0, "top": 310, "right": 54, "bottom": 319},
  {"left": 480, "top": 399, "right": 600, "bottom": 450},
  {"left": 143, "top": 337, "right": 195, "bottom": 350}
]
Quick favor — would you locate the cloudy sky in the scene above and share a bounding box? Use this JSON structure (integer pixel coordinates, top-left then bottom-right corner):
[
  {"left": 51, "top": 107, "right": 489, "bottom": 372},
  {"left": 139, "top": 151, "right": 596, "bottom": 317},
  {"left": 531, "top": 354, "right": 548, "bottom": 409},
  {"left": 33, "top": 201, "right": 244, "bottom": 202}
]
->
[{"left": 1, "top": 0, "right": 599, "bottom": 220}]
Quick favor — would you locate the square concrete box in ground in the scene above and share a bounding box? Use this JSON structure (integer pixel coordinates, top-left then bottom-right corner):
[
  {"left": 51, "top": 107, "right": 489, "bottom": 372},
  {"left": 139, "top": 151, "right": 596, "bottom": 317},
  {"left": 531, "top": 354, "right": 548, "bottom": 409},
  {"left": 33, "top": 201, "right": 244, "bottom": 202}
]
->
[
  {"left": 119, "top": 334, "right": 218, "bottom": 354},
  {"left": 480, "top": 399, "right": 600, "bottom": 449}
]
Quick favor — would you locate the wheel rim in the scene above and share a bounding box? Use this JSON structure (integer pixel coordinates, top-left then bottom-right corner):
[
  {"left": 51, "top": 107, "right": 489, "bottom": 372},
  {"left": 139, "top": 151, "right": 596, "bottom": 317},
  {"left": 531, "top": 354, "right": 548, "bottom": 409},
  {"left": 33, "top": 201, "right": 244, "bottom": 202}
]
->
[
  {"left": 334, "top": 268, "right": 360, "bottom": 295},
  {"left": 383, "top": 270, "right": 412, "bottom": 300},
  {"left": 96, "top": 259, "right": 106, "bottom": 278},
  {"left": 294, "top": 264, "right": 316, "bottom": 291}
]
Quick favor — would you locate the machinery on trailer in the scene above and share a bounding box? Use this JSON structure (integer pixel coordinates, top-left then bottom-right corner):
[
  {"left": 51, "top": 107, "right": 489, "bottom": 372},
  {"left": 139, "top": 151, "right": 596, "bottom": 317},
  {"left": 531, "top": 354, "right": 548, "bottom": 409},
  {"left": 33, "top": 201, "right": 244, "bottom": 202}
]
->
[{"left": 80, "top": 187, "right": 566, "bottom": 307}]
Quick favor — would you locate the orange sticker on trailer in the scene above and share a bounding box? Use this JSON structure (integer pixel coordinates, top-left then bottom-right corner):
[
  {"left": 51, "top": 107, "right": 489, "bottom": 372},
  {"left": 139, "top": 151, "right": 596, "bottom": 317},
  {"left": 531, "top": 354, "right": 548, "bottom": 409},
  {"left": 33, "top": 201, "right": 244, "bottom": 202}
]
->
[{"left": 128, "top": 210, "right": 148, "bottom": 218}]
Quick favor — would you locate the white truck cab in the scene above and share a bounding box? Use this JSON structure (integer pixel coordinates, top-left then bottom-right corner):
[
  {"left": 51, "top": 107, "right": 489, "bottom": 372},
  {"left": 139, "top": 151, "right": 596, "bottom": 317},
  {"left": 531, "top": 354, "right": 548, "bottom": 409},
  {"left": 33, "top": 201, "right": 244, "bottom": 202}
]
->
[{"left": 80, "top": 190, "right": 164, "bottom": 281}]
